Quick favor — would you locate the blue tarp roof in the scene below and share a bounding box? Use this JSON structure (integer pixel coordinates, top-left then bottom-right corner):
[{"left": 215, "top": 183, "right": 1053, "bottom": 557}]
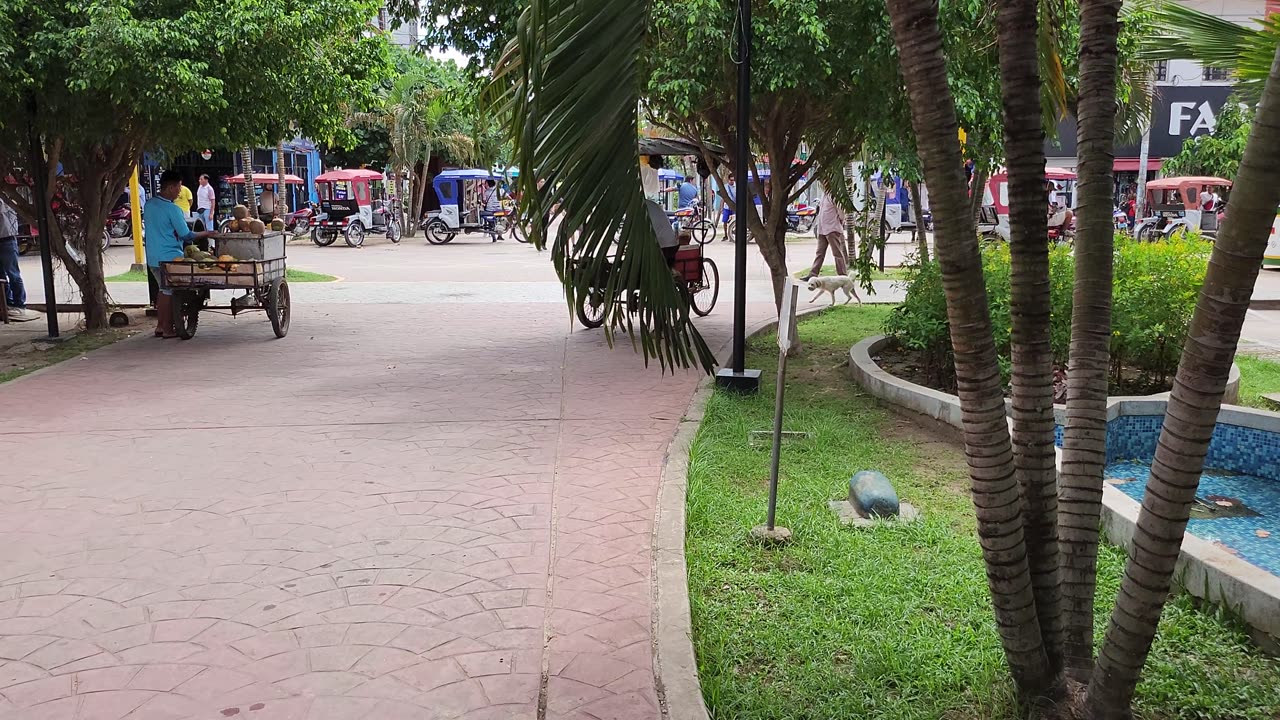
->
[{"left": 659, "top": 168, "right": 684, "bottom": 181}]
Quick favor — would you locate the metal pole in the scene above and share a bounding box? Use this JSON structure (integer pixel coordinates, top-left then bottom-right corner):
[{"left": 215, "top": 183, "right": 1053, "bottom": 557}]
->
[
  {"left": 130, "top": 166, "right": 144, "bottom": 267},
  {"left": 878, "top": 184, "right": 888, "bottom": 273},
  {"left": 1135, "top": 122, "right": 1152, "bottom": 222},
  {"left": 732, "top": 0, "right": 751, "bottom": 374},
  {"left": 27, "top": 99, "right": 59, "bottom": 339},
  {"left": 766, "top": 345, "right": 788, "bottom": 530}
]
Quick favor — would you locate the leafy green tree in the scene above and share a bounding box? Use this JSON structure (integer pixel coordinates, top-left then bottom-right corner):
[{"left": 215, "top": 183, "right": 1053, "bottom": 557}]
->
[
  {"left": 1163, "top": 103, "right": 1252, "bottom": 179},
  {"left": 0, "top": 0, "right": 389, "bottom": 328}
]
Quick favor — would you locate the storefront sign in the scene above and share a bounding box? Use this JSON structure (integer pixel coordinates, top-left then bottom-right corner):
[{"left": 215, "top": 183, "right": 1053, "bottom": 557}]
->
[{"left": 1049, "top": 85, "right": 1238, "bottom": 159}]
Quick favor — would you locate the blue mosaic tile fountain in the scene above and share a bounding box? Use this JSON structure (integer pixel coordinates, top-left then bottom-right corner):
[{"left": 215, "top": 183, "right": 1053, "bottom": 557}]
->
[{"left": 1069, "top": 415, "right": 1280, "bottom": 576}]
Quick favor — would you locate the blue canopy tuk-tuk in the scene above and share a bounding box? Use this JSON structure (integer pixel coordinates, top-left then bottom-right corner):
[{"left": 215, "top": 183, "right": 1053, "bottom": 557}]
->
[{"left": 423, "top": 168, "right": 513, "bottom": 244}]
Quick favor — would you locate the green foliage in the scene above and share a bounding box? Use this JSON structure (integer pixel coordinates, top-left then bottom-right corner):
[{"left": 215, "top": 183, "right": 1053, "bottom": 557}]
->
[
  {"left": 414, "top": 0, "right": 523, "bottom": 70},
  {"left": 1141, "top": 3, "right": 1280, "bottom": 103},
  {"left": 1164, "top": 103, "right": 1253, "bottom": 180},
  {"left": 885, "top": 236, "right": 1212, "bottom": 389},
  {"left": 688, "top": 306, "right": 1280, "bottom": 720}
]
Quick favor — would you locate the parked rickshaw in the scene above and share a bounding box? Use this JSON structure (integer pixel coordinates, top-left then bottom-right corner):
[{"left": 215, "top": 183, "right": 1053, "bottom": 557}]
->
[
  {"left": 424, "top": 169, "right": 510, "bottom": 244},
  {"left": 978, "top": 167, "right": 1077, "bottom": 242},
  {"left": 1265, "top": 209, "right": 1280, "bottom": 268},
  {"left": 314, "top": 168, "right": 402, "bottom": 248},
  {"left": 158, "top": 232, "right": 291, "bottom": 340},
  {"left": 1134, "top": 176, "right": 1231, "bottom": 241}
]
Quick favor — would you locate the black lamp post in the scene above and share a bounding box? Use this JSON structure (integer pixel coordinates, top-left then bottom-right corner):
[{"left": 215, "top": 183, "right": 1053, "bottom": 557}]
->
[{"left": 714, "top": 0, "right": 761, "bottom": 393}]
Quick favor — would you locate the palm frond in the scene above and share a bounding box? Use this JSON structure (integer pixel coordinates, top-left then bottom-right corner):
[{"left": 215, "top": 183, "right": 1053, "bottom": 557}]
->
[
  {"left": 1039, "top": 0, "right": 1070, "bottom": 132},
  {"left": 488, "top": 0, "right": 714, "bottom": 372},
  {"left": 1140, "top": 4, "right": 1280, "bottom": 101}
]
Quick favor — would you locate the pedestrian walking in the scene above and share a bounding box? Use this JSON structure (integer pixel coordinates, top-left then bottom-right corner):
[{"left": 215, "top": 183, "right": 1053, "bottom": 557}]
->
[
  {"left": 804, "top": 188, "right": 849, "bottom": 280},
  {"left": 0, "top": 197, "right": 40, "bottom": 322},
  {"left": 196, "top": 174, "right": 216, "bottom": 230}
]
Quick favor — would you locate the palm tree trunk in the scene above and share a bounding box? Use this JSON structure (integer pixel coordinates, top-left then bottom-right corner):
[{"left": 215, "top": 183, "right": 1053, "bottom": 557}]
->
[
  {"left": 908, "top": 179, "right": 929, "bottom": 262},
  {"left": 277, "top": 141, "right": 288, "bottom": 215},
  {"left": 969, "top": 165, "right": 989, "bottom": 224},
  {"left": 884, "top": 0, "right": 1054, "bottom": 702},
  {"left": 1086, "top": 45, "right": 1280, "bottom": 719},
  {"left": 997, "top": 0, "right": 1063, "bottom": 681},
  {"left": 1058, "top": 0, "right": 1122, "bottom": 681},
  {"left": 241, "top": 147, "right": 258, "bottom": 219}
]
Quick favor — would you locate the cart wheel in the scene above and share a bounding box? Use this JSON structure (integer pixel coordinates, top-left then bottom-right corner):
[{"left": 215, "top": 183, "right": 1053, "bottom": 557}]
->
[
  {"left": 511, "top": 222, "right": 530, "bottom": 244},
  {"left": 175, "top": 291, "right": 200, "bottom": 340},
  {"left": 345, "top": 222, "right": 366, "bottom": 248},
  {"left": 387, "top": 220, "right": 402, "bottom": 244},
  {"left": 690, "top": 258, "right": 719, "bottom": 317},
  {"left": 425, "top": 219, "right": 454, "bottom": 245},
  {"left": 267, "top": 279, "right": 291, "bottom": 338},
  {"left": 575, "top": 287, "right": 608, "bottom": 329},
  {"left": 17, "top": 237, "right": 31, "bottom": 255}
]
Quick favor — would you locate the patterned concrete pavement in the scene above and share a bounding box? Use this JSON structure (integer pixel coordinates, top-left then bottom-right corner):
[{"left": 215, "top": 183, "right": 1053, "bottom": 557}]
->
[{"left": 0, "top": 295, "right": 769, "bottom": 720}]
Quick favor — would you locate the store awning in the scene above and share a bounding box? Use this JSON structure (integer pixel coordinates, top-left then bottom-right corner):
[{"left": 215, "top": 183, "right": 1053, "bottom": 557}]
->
[{"left": 1114, "top": 158, "right": 1162, "bottom": 172}]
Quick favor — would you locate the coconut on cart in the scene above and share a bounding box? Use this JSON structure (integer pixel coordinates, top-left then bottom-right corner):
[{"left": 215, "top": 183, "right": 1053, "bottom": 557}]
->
[{"left": 157, "top": 204, "right": 292, "bottom": 339}]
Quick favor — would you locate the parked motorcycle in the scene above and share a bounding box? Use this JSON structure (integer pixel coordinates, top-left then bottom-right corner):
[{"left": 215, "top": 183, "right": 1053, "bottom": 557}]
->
[
  {"left": 285, "top": 203, "right": 317, "bottom": 237},
  {"left": 101, "top": 203, "right": 131, "bottom": 248},
  {"left": 786, "top": 204, "right": 818, "bottom": 234}
]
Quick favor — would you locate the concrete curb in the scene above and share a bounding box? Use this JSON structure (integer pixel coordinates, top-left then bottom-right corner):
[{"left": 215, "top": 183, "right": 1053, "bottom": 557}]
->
[{"left": 653, "top": 307, "right": 827, "bottom": 720}]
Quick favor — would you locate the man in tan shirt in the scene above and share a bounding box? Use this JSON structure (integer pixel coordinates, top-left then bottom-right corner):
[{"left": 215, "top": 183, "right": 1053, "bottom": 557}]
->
[{"left": 805, "top": 188, "right": 849, "bottom": 279}]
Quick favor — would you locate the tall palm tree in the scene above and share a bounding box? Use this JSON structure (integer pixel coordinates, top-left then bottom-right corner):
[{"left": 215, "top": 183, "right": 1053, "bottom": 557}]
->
[
  {"left": 352, "top": 72, "right": 473, "bottom": 238},
  {"left": 883, "top": 0, "right": 1057, "bottom": 703},
  {"left": 241, "top": 147, "right": 257, "bottom": 219},
  {"left": 997, "top": 0, "right": 1063, "bottom": 681},
  {"left": 1058, "top": 0, "right": 1122, "bottom": 682},
  {"left": 1087, "top": 45, "right": 1280, "bottom": 718}
]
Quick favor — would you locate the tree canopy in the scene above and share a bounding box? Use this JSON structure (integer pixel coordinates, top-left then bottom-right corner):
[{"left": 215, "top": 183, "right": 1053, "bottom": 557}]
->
[{"left": 0, "top": 0, "right": 391, "bottom": 327}]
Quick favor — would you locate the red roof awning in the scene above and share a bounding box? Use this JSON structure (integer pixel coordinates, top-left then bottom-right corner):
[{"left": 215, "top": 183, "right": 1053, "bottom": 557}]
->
[
  {"left": 225, "top": 173, "right": 305, "bottom": 185},
  {"left": 1114, "top": 158, "right": 1162, "bottom": 172}
]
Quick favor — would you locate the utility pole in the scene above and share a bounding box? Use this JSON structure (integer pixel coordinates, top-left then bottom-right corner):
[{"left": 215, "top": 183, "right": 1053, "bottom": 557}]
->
[{"left": 27, "top": 97, "right": 60, "bottom": 339}]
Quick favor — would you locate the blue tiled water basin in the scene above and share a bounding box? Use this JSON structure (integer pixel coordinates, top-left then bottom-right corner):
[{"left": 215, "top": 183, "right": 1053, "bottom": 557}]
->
[{"left": 1082, "top": 415, "right": 1280, "bottom": 576}]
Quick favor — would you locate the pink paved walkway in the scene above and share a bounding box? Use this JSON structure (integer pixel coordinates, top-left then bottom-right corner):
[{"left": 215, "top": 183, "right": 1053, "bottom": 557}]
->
[{"left": 0, "top": 303, "right": 744, "bottom": 720}]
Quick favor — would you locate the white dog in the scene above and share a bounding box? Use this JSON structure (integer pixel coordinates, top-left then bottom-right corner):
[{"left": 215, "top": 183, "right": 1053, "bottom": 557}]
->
[{"left": 807, "top": 273, "right": 861, "bottom": 306}]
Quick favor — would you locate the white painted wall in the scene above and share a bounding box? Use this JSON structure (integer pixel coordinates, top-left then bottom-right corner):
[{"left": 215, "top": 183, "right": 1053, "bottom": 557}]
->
[{"left": 1158, "top": 0, "right": 1267, "bottom": 87}]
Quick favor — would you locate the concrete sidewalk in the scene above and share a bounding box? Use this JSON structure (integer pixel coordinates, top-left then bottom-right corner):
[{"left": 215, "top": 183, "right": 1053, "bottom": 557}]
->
[{"left": 0, "top": 298, "right": 794, "bottom": 720}]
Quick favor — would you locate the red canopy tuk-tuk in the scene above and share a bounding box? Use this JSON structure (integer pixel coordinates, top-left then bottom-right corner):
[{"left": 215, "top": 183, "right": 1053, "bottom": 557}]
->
[
  {"left": 313, "top": 168, "right": 401, "bottom": 248},
  {"left": 978, "top": 167, "right": 1077, "bottom": 242}
]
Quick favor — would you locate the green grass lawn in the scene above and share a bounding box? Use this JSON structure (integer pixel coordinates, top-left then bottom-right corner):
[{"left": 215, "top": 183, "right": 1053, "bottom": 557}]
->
[
  {"left": 1235, "top": 354, "right": 1280, "bottom": 410},
  {"left": 795, "top": 265, "right": 908, "bottom": 280},
  {"left": 106, "top": 267, "right": 336, "bottom": 283},
  {"left": 687, "top": 305, "right": 1280, "bottom": 720}
]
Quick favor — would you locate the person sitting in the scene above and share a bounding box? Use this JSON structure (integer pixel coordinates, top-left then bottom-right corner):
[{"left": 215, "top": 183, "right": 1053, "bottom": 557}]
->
[
  {"left": 145, "top": 170, "right": 219, "bottom": 338},
  {"left": 1046, "top": 181, "right": 1074, "bottom": 232},
  {"left": 480, "top": 179, "right": 502, "bottom": 241}
]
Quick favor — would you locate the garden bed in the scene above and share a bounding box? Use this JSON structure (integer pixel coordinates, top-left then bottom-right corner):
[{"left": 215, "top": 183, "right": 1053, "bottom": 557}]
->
[{"left": 687, "top": 305, "right": 1280, "bottom": 719}]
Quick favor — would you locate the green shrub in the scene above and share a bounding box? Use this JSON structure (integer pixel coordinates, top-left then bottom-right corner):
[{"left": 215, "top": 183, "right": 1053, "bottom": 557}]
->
[{"left": 883, "top": 234, "right": 1212, "bottom": 391}]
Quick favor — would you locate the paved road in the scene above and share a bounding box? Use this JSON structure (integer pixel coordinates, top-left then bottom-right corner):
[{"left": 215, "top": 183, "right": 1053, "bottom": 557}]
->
[{"left": 0, "top": 237, "right": 858, "bottom": 720}]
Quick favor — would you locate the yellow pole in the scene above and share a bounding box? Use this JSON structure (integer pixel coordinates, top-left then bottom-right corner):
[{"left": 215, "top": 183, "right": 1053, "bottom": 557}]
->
[{"left": 129, "top": 166, "right": 144, "bottom": 267}]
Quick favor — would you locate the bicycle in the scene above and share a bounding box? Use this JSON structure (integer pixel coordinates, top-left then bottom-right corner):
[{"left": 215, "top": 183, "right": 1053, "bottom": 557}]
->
[{"left": 670, "top": 200, "right": 717, "bottom": 245}]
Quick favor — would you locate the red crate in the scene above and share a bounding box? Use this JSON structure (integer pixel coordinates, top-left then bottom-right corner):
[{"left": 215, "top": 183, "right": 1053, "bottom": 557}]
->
[{"left": 674, "top": 247, "right": 702, "bottom": 284}]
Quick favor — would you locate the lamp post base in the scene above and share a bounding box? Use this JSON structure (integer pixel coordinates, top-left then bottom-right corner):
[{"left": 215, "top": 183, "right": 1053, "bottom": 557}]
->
[{"left": 714, "top": 368, "right": 762, "bottom": 394}]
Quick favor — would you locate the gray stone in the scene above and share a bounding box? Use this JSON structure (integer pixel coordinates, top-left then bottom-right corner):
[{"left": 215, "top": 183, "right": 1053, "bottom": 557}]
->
[
  {"left": 850, "top": 470, "right": 900, "bottom": 518},
  {"left": 750, "top": 525, "right": 793, "bottom": 543},
  {"left": 829, "top": 500, "right": 920, "bottom": 528}
]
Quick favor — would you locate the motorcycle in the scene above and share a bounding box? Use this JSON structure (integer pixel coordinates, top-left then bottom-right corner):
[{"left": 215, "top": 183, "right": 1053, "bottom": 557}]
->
[
  {"left": 285, "top": 203, "right": 317, "bottom": 237},
  {"left": 101, "top": 203, "right": 131, "bottom": 248},
  {"left": 786, "top": 204, "right": 818, "bottom": 234}
]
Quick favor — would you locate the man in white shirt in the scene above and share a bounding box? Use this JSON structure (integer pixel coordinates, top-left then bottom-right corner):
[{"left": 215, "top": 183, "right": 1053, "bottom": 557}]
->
[
  {"left": 196, "top": 174, "right": 216, "bottom": 230},
  {"left": 0, "top": 198, "right": 40, "bottom": 321},
  {"left": 805, "top": 186, "right": 849, "bottom": 279}
]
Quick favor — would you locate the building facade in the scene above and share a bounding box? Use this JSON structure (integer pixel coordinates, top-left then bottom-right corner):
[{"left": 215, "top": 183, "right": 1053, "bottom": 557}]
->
[{"left": 1047, "top": 0, "right": 1271, "bottom": 199}]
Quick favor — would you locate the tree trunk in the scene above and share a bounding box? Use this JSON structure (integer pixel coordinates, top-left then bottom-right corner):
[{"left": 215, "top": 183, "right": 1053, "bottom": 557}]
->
[
  {"left": 885, "top": 0, "right": 1054, "bottom": 702},
  {"left": 241, "top": 147, "right": 258, "bottom": 219},
  {"left": 908, "top": 179, "right": 929, "bottom": 262},
  {"left": 77, "top": 176, "right": 111, "bottom": 330},
  {"left": 1086, "top": 45, "right": 1280, "bottom": 719},
  {"left": 997, "top": 0, "right": 1064, "bottom": 683},
  {"left": 969, "top": 165, "right": 989, "bottom": 224},
  {"left": 1058, "top": 0, "right": 1122, "bottom": 682},
  {"left": 277, "top": 141, "right": 288, "bottom": 214}
]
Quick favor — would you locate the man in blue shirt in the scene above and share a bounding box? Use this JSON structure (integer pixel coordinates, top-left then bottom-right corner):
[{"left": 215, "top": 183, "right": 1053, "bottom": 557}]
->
[
  {"left": 145, "top": 170, "right": 218, "bottom": 337},
  {"left": 677, "top": 179, "right": 698, "bottom": 210}
]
